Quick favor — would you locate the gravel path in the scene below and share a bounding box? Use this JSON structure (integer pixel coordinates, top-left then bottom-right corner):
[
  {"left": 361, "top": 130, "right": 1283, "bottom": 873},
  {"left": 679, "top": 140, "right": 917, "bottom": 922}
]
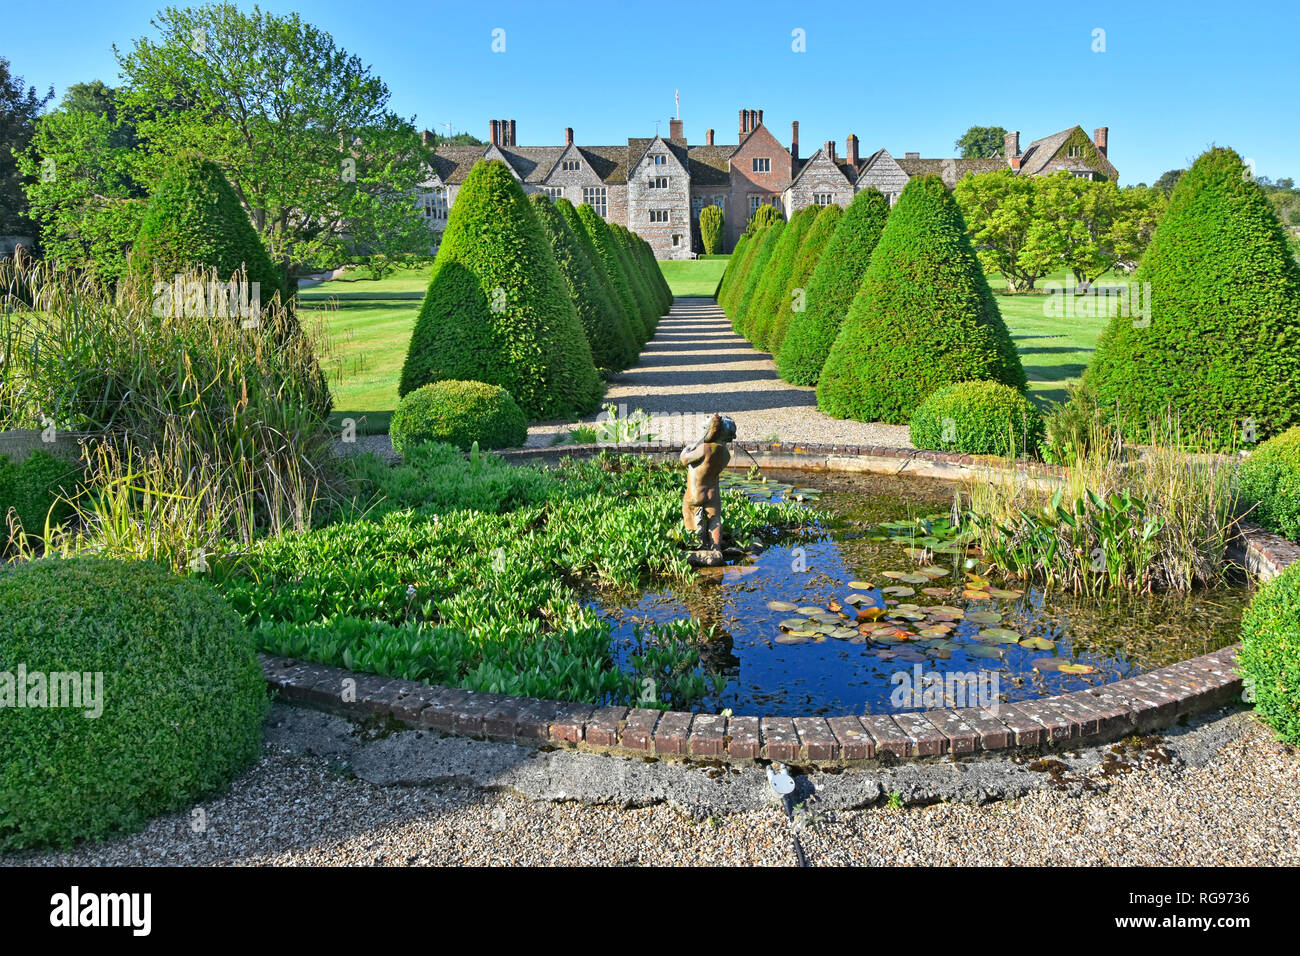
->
[
  {"left": 525, "top": 297, "right": 912, "bottom": 448},
  {"left": 6, "top": 710, "right": 1294, "bottom": 867}
]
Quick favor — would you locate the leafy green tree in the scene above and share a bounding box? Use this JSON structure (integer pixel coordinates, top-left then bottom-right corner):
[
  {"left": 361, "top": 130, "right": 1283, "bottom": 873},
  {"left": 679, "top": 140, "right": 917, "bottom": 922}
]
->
[
  {"left": 955, "top": 125, "right": 1008, "bottom": 159},
  {"left": 1085, "top": 147, "right": 1300, "bottom": 442},
  {"left": 818, "top": 176, "right": 1026, "bottom": 423},
  {"left": 0, "top": 58, "right": 53, "bottom": 238},
  {"left": 113, "top": 3, "right": 430, "bottom": 281},
  {"left": 18, "top": 108, "right": 148, "bottom": 283},
  {"left": 529, "top": 194, "right": 637, "bottom": 370},
  {"left": 777, "top": 188, "right": 889, "bottom": 385},
  {"left": 953, "top": 169, "right": 1051, "bottom": 291},
  {"left": 399, "top": 160, "right": 602, "bottom": 419},
  {"left": 576, "top": 204, "right": 646, "bottom": 345},
  {"left": 699, "top": 205, "right": 724, "bottom": 255},
  {"left": 1153, "top": 169, "right": 1185, "bottom": 196},
  {"left": 768, "top": 203, "right": 842, "bottom": 358},
  {"left": 130, "top": 153, "right": 288, "bottom": 305}
]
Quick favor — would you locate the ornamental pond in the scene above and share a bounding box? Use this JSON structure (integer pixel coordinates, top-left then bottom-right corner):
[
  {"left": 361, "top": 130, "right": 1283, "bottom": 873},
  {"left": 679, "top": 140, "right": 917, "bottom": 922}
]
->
[{"left": 604, "top": 469, "right": 1249, "bottom": 718}]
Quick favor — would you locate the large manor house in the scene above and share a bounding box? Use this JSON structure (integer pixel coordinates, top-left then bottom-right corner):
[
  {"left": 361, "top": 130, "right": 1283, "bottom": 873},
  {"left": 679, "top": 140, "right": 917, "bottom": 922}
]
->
[{"left": 417, "top": 109, "right": 1118, "bottom": 259}]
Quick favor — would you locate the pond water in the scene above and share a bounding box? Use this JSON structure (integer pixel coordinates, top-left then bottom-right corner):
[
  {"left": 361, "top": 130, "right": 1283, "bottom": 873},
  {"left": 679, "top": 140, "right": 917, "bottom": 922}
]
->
[{"left": 604, "top": 469, "right": 1250, "bottom": 717}]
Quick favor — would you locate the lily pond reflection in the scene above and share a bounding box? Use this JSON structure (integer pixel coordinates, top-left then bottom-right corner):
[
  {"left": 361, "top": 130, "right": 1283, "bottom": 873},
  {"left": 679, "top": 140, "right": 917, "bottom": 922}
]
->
[{"left": 605, "top": 469, "right": 1250, "bottom": 717}]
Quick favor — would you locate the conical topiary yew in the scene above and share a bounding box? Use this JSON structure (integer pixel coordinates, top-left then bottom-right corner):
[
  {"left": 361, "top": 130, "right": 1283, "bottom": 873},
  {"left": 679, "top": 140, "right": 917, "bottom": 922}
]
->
[
  {"left": 747, "top": 205, "right": 819, "bottom": 349},
  {"left": 716, "top": 232, "right": 750, "bottom": 307},
  {"left": 131, "top": 154, "right": 288, "bottom": 307},
  {"left": 817, "top": 176, "right": 1026, "bottom": 423},
  {"left": 768, "top": 203, "right": 842, "bottom": 359},
  {"left": 611, "top": 223, "right": 659, "bottom": 332},
  {"left": 399, "top": 160, "right": 603, "bottom": 419},
  {"left": 731, "top": 218, "right": 786, "bottom": 333},
  {"left": 529, "top": 195, "right": 638, "bottom": 371},
  {"left": 577, "top": 204, "right": 647, "bottom": 345},
  {"left": 777, "top": 188, "right": 890, "bottom": 385},
  {"left": 1086, "top": 146, "right": 1300, "bottom": 441},
  {"left": 556, "top": 198, "right": 639, "bottom": 349}
]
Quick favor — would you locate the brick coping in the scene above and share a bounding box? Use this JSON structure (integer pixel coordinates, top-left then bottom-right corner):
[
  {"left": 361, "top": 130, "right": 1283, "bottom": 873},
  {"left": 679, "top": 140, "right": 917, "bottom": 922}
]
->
[{"left": 260, "top": 442, "right": 1296, "bottom": 768}]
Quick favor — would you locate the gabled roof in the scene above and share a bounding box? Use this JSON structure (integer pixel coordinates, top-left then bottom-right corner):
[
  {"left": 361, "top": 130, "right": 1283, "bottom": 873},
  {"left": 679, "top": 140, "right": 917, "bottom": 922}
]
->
[
  {"left": 1017, "top": 126, "right": 1118, "bottom": 180},
  {"left": 580, "top": 146, "right": 629, "bottom": 183},
  {"left": 498, "top": 146, "right": 566, "bottom": 183},
  {"left": 785, "top": 147, "right": 854, "bottom": 190}
]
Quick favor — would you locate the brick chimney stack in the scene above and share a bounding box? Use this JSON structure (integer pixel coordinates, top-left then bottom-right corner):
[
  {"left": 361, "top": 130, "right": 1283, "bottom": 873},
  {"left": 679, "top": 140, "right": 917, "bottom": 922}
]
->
[
  {"left": 1004, "top": 130, "right": 1020, "bottom": 159},
  {"left": 757, "top": 109, "right": 764, "bottom": 127},
  {"left": 507, "top": 119, "right": 516, "bottom": 146},
  {"left": 824, "top": 140, "right": 836, "bottom": 162},
  {"left": 846, "top": 133, "right": 859, "bottom": 166},
  {"left": 669, "top": 118, "right": 683, "bottom": 140},
  {"left": 421, "top": 130, "right": 434, "bottom": 148},
  {"left": 791, "top": 121, "right": 799, "bottom": 161},
  {"left": 1094, "top": 126, "right": 1109, "bottom": 158},
  {"left": 706, "top": 128, "right": 715, "bottom": 146},
  {"left": 565, "top": 127, "right": 573, "bottom": 146},
  {"left": 490, "top": 120, "right": 499, "bottom": 146}
]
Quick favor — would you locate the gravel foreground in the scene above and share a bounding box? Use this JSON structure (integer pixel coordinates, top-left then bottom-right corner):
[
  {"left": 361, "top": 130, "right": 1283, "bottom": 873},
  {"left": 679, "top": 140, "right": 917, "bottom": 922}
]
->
[{"left": 6, "top": 710, "right": 1296, "bottom": 868}]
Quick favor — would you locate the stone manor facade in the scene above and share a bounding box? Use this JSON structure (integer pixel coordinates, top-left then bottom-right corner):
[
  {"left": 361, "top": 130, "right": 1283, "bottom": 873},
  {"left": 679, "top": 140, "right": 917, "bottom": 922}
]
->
[{"left": 417, "top": 111, "right": 1117, "bottom": 258}]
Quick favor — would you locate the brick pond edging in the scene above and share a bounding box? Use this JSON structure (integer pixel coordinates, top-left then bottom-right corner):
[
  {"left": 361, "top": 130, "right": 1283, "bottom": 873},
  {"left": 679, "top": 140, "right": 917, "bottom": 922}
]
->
[{"left": 261, "top": 443, "right": 1297, "bottom": 768}]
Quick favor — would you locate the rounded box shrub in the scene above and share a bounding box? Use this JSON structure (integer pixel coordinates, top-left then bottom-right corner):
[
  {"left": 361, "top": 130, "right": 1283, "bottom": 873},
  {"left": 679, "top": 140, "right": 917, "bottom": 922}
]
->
[
  {"left": 1239, "top": 560, "right": 1300, "bottom": 745},
  {"left": 1238, "top": 426, "right": 1300, "bottom": 540},
  {"left": 0, "top": 557, "right": 268, "bottom": 851},
  {"left": 390, "top": 380, "right": 528, "bottom": 456},
  {"left": 909, "top": 380, "right": 1045, "bottom": 458}
]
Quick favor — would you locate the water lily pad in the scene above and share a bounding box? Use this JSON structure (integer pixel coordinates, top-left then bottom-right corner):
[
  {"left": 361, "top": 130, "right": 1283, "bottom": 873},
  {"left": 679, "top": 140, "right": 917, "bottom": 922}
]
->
[
  {"left": 918, "top": 627, "right": 949, "bottom": 639},
  {"left": 882, "top": 586, "right": 915, "bottom": 597},
  {"left": 1019, "top": 636, "right": 1056, "bottom": 651},
  {"left": 965, "top": 611, "right": 1002, "bottom": 625},
  {"left": 899, "top": 573, "right": 931, "bottom": 585},
  {"left": 918, "top": 566, "right": 950, "bottom": 578},
  {"left": 988, "top": 588, "right": 1023, "bottom": 599},
  {"left": 979, "top": 627, "right": 1021, "bottom": 644},
  {"left": 832, "top": 627, "right": 859, "bottom": 639},
  {"left": 797, "top": 606, "right": 824, "bottom": 616},
  {"left": 778, "top": 618, "right": 809, "bottom": 630},
  {"left": 1058, "top": 662, "right": 1096, "bottom": 674},
  {"left": 962, "top": 589, "right": 991, "bottom": 600},
  {"left": 921, "top": 587, "right": 951, "bottom": 597},
  {"left": 775, "top": 633, "right": 811, "bottom": 644},
  {"left": 882, "top": 570, "right": 909, "bottom": 580},
  {"left": 767, "top": 600, "right": 798, "bottom": 612},
  {"left": 967, "top": 645, "right": 1003, "bottom": 659},
  {"left": 843, "top": 593, "right": 871, "bottom": 605},
  {"left": 847, "top": 580, "right": 873, "bottom": 589},
  {"left": 1030, "top": 657, "right": 1063, "bottom": 672}
]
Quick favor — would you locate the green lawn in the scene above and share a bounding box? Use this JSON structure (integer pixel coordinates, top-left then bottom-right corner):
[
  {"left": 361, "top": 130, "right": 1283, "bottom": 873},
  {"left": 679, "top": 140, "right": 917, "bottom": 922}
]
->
[
  {"left": 298, "top": 266, "right": 426, "bottom": 417},
  {"left": 658, "top": 256, "right": 729, "bottom": 297},
  {"left": 988, "top": 268, "right": 1112, "bottom": 407},
  {"left": 305, "top": 260, "right": 1114, "bottom": 421}
]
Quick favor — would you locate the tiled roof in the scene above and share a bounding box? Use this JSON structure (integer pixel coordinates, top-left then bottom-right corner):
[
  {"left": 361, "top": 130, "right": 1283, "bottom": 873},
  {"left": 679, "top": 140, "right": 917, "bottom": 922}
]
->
[
  {"left": 431, "top": 145, "right": 486, "bottom": 184},
  {"left": 687, "top": 144, "right": 735, "bottom": 186},
  {"left": 896, "top": 156, "right": 1008, "bottom": 187},
  {"left": 500, "top": 146, "right": 567, "bottom": 183}
]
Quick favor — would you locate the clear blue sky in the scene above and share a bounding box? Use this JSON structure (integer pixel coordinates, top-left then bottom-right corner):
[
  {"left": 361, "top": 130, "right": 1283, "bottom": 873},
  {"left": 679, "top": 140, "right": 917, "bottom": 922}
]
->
[{"left": 6, "top": 0, "right": 1297, "bottom": 186}]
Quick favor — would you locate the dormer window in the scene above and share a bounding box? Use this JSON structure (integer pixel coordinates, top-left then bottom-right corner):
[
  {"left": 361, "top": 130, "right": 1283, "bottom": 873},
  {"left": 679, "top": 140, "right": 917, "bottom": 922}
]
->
[
  {"left": 753, "top": 157, "right": 771, "bottom": 173},
  {"left": 652, "top": 154, "right": 667, "bottom": 165}
]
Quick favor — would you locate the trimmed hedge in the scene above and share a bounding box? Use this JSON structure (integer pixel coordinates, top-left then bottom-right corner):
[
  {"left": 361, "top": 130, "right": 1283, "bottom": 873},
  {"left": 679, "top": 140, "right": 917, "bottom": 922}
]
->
[
  {"left": 611, "top": 224, "right": 659, "bottom": 332},
  {"left": 777, "top": 188, "right": 890, "bottom": 386},
  {"left": 0, "top": 557, "right": 268, "bottom": 851},
  {"left": 399, "top": 160, "right": 603, "bottom": 420},
  {"left": 731, "top": 218, "right": 786, "bottom": 333},
  {"left": 721, "top": 231, "right": 761, "bottom": 316},
  {"left": 556, "top": 198, "right": 640, "bottom": 350},
  {"left": 716, "top": 233, "right": 749, "bottom": 306},
  {"left": 768, "top": 203, "right": 842, "bottom": 359},
  {"left": 577, "top": 204, "right": 647, "bottom": 345},
  {"left": 747, "top": 206, "right": 819, "bottom": 349},
  {"left": 1239, "top": 426, "right": 1300, "bottom": 540},
  {"left": 1085, "top": 146, "right": 1300, "bottom": 444},
  {"left": 745, "top": 204, "right": 782, "bottom": 236},
  {"left": 700, "top": 205, "right": 724, "bottom": 255},
  {"left": 390, "top": 380, "right": 528, "bottom": 455},
  {"left": 909, "top": 381, "right": 1045, "bottom": 458},
  {"left": 0, "top": 450, "right": 80, "bottom": 548},
  {"left": 529, "top": 195, "right": 637, "bottom": 370},
  {"left": 1239, "top": 560, "right": 1300, "bottom": 745},
  {"left": 130, "top": 154, "right": 288, "bottom": 308},
  {"left": 817, "top": 176, "right": 1027, "bottom": 424}
]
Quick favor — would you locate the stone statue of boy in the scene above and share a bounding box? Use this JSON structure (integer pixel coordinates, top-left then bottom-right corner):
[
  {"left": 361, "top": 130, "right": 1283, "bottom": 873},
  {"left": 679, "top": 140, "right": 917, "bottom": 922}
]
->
[{"left": 680, "top": 414, "right": 737, "bottom": 553}]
